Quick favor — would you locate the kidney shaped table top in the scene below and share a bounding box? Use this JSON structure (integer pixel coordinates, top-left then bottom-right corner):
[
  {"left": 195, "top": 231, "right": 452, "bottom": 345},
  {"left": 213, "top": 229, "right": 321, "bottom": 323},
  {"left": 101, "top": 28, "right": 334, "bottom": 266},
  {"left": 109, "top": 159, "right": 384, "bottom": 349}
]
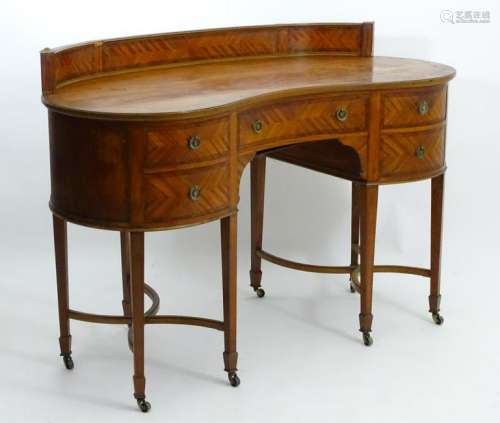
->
[{"left": 44, "top": 54, "right": 454, "bottom": 119}]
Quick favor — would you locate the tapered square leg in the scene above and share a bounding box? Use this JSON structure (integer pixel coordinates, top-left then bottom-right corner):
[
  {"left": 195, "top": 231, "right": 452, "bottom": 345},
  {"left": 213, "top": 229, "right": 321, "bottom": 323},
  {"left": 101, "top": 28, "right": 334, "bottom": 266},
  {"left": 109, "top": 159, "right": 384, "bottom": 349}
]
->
[
  {"left": 249, "top": 155, "right": 266, "bottom": 298},
  {"left": 221, "top": 214, "right": 240, "bottom": 387},
  {"left": 53, "top": 215, "right": 74, "bottom": 370},
  {"left": 120, "top": 232, "right": 132, "bottom": 322},
  {"left": 349, "top": 182, "right": 361, "bottom": 292},
  {"left": 358, "top": 184, "right": 378, "bottom": 346},
  {"left": 121, "top": 232, "right": 134, "bottom": 351},
  {"left": 129, "top": 232, "right": 150, "bottom": 412},
  {"left": 429, "top": 174, "right": 445, "bottom": 325}
]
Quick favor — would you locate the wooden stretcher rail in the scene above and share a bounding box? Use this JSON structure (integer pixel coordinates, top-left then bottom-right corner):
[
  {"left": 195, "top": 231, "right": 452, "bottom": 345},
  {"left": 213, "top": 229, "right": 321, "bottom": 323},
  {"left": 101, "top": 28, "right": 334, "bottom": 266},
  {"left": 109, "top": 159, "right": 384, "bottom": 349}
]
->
[
  {"left": 257, "top": 249, "right": 353, "bottom": 273},
  {"left": 68, "top": 309, "right": 129, "bottom": 324},
  {"left": 257, "top": 249, "right": 431, "bottom": 277},
  {"left": 68, "top": 282, "right": 160, "bottom": 324},
  {"left": 68, "top": 310, "right": 224, "bottom": 331},
  {"left": 144, "top": 283, "right": 160, "bottom": 315},
  {"left": 145, "top": 316, "right": 224, "bottom": 331},
  {"left": 67, "top": 282, "right": 223, "bottom": 330}
]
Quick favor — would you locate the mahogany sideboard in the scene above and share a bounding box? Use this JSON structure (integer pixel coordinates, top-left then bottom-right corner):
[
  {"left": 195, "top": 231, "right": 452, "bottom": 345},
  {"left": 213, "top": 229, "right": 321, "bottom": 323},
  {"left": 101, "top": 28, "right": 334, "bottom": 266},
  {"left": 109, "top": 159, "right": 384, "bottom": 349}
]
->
[{"left": 40, "top": 22, "right": 455, "bottom": 412}]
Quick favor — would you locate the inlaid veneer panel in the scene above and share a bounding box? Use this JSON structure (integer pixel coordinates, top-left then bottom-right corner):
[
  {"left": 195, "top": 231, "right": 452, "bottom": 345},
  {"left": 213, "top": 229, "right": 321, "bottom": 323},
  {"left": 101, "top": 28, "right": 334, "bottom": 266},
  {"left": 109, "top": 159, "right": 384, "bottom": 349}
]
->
[
  {"left": 239, "top": 94, "right": 368, "bottom": 148},
  {"left": 143, "top": 165, "right": 230, "bottom": 222},
  {"left": 145, "top": 117, "right": 229, "bottom": 169},
  {"left": 186, "top": 28, "right": 279, "bottom": 60},
  {"left": 103, "top": 35, "right": 190, "bottom": 72},
  {"left": 380, "top": 126, "right": 445, "bottom": 180},
  {"left": 382, "top": 86, "right": 447, "bottom": 129},
  {"left": 288, "top": 25, "right": 361, "bottom": 53},
  {"left": 54, "top": 44, "right": 97, "bottom": 84}
]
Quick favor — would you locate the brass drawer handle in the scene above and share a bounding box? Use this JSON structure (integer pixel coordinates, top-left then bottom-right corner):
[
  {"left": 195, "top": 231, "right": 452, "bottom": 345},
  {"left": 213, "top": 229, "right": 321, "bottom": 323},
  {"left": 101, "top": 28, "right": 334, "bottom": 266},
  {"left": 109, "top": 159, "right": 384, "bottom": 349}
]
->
[
  {"left": 188, "top": 185, "right": 202, "bottom": 201},
  {"left": 417, "top": 100, "right": 429, "bottom": 115},
  {"left": 415, "top": 145, "right": 425, "bottom": 159},
  {"left": 187, "top": 135, "right": 201, "bottom": 150},
  {"left": 336, "top": 106, "right": 348, "bottom": 122},
  {"left": 252, "top": 120, "right": 263, "bottom": 134}
]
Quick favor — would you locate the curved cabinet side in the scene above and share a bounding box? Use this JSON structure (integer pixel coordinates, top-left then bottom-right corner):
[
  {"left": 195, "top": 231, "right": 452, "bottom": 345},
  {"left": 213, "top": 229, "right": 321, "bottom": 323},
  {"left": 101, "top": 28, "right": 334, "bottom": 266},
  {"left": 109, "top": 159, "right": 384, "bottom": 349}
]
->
[
  {"left": 376, "top": 84, "right": 448, "bottom": 184},
  {"left": 48, "top": 111, "right": 130, "bottom": 227}
]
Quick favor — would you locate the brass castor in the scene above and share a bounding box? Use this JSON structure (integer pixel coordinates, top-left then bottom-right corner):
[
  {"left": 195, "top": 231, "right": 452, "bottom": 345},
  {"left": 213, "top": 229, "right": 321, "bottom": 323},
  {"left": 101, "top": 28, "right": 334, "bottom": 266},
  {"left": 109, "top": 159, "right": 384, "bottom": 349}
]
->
[
  {"left": 362, "top": 332, "right": 373, "bottom": 346},
  {"left": 254, "top": 287, "right": 265, "bottom": 298},
  {"left": 136, "top": 398, "right": 151, "bottom": 413},
  {"left": 61, "top": 353, "right": 74, "bottom": 370},
  {"left": 349, "top": 284, "right": 355, "bottom": 293},
  {"left": 228, "top": 372, "right": 240, "bottom": 387},
  {"left": 432, "top": 312, "right": 444, "bottom": 325}
]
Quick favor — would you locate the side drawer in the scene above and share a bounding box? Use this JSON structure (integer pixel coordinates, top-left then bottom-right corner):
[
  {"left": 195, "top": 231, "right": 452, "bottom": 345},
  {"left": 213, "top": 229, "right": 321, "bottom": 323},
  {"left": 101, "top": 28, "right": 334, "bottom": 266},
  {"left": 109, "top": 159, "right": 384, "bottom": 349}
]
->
[
  {"left": 382, "top": 86, "right": 447, "bottom": 129},
  {"left": 145, "top": 117, "right": 229, "bottom": 169},
  {"left": 143, "top": 165, "right": 230, "bottom": 222},
  {"left": 380, "top": 126, "right": 445, "bottom": 181},
  {"left": 239, "top": 94, "right": 368, "bottom": 148}
]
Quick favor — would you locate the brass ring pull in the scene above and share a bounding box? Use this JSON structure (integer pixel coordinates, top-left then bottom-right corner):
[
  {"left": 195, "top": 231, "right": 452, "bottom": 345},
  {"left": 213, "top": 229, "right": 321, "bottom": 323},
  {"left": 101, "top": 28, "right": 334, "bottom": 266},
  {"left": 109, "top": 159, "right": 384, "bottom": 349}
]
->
[
  {"left": 417, "top": 100, "right": 429, "bottom": 115},
  {"left": 415, "top": 145, "right": 425, "bottom": 159},
  {"left": 336, "top": 106, "right": 348, "bottom": 122},
  {"left": 189, "top": 185, "right": 202, "bottom": 201},
  {"left": 187, "top": 135, "right": 201, "bottom": 150},
  {"left": 252, "top": 120, "right": 263, "bottom": 134}
]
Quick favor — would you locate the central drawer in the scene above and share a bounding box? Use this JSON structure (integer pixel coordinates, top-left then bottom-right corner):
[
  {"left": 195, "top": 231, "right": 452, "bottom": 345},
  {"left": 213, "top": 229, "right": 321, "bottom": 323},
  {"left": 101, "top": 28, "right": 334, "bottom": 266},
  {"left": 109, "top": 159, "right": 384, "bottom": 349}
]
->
[
  {"left": 239, "top": 94, "right": 368, "bottom": 148},
  {"left": 143, "top": 165, "right": 230, "bottom": 222}
]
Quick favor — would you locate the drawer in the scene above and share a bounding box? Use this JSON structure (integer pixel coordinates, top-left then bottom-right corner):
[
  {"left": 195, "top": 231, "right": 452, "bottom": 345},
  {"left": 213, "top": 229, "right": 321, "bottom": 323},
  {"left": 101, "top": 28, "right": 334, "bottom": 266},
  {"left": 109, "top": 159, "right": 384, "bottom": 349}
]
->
[
  {"left": 143, "top": 165, "right": 230, "bottom": 222},
  {"left": 380, "top": 126, "right": 445, "bottom": 180},
  {"left": 145, "top": 117, "right": 229, "bottom": 169},
  {"left": 239, "top": 95, "right": 368, "bottom": 147},
  {"left": 382, "top": 86, "right": 447, "bottom": 129}
]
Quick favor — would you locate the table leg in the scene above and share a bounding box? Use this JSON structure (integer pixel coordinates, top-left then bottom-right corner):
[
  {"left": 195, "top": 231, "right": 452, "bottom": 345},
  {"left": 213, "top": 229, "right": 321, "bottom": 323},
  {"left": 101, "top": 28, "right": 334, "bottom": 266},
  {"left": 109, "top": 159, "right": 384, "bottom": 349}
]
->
[
  {"left": 350, "top": 182, "right": 361, "bottom": 292},
  {"left": 121, "top": 231, "right": 135, "bottom": 352},
  {"left": 221, "top": 214, "right": 240, "bottom": 387},
  {"left": 430, "top": 174, "right": 445, "bottom": 325},
  {"left": 130, "top": 231, "right": 151, "bottom": 412},
  {"left": 359, "top": 184, "right": 378, "bottom": 346},
  {"left": 120, "top": 232, "right": 132, "bottom": 324},
  {"left": 53, "top": 214, "right": 74, "bottom": 370},
  {"left": 250, "top": 155, "right": 266, "bottom": 298}
]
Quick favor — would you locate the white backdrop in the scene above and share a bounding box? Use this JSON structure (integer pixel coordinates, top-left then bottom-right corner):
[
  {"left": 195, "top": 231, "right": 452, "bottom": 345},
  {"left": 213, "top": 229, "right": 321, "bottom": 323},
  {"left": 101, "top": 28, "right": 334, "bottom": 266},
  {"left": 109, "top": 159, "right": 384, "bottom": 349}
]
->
[{"left": 1, "top": 1, "right": 499, "bottom": 422}]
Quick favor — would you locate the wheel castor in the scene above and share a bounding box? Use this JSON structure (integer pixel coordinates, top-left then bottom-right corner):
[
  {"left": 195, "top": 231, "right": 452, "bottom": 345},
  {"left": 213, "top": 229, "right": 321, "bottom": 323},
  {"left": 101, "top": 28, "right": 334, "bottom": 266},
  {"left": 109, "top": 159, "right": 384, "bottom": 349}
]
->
[
  {"left": 254, "top": 287, "right": 265, "bottom": 298},
  {"left": 349, "top": 284, "right": 355, "bottom": 293},
  {"left": 136, "top": 398, "right": 151, "bottom": 413},
  {"left": 432, "top": 312, "right": 444, "bottom": 325},
  {"left": 61, "top": 353, "right": 74, "bottom": 370},
  {"left": 362, "top": 332, "right": 373, "bottom": 346},
  {"left": 228, "top": 371, "right": 240, "bottom": 387}
]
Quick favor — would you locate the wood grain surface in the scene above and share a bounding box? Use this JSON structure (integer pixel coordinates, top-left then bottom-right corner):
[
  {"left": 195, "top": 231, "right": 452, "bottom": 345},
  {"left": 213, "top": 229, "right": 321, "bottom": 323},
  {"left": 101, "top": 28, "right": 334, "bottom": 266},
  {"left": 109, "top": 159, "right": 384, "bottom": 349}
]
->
[{"left": 43, "top": 55, "right": 454, "bottom": 119}]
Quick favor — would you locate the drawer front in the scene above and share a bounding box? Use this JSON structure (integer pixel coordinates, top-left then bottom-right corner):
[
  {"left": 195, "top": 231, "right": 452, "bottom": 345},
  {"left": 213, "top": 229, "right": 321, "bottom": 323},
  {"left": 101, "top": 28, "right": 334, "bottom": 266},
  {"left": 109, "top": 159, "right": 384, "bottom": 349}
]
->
[
  {"left": 382, "top": 86, "right": 447, "bottom": 129},
  {"left": 144, "top": 165, "right": 229, "bottom": 222},
  {"left": 380, "top": 126, "right": 445, "bottom": 180},
  {"left": 145, "top": 117, "right": 229, "bottom": 169},
  {"left": 239, "top": 95, "right": 368, "bottom": 147}
]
